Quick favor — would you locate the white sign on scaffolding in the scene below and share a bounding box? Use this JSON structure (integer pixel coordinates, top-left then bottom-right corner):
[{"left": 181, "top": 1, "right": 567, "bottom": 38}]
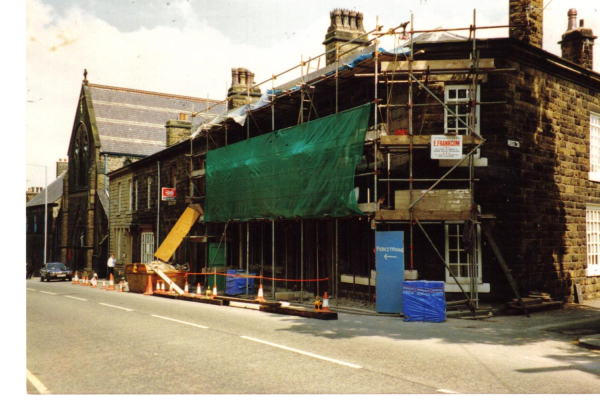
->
[{"left": 431, "top": 135, "right": 463, "bottom": 159}]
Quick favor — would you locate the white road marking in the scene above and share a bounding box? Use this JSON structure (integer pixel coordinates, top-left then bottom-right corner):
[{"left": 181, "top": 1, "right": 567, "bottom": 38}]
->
[
  {"left": 65, "top": 296, "right": 87, "bottom": 302},
  {"left": 26, "top": 288, "right": 36, "bottom": 291},
  {"left": 99, "top": 303, "right": 133, "bottom": 312},
  {"left": 435, "top": 389, "right": 460, "bottom": 394},
  {"left": 39, "top": 291, "right": 57, "bottom": 295},
  {"left": 27, "top": 369, "right": 51, "bottom": 395},
  {"left": 151, "top": 315, "right": 208, "bottom": 329},
  {"left": 241, "top": 336, "right": 362, "bottom": 369}
]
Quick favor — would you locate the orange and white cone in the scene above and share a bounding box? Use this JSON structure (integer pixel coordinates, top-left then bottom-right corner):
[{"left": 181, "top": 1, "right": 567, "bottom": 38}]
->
[
  {"left": 212, "top": 284, "right": 217, "bottom": 299},
  {"left": 184, "top": 282, "right": 189, "bottom": 295},
  {"left": 155, "top": 280, "right": 161, "bottom": 293},
  {"left": 322, "top": 292, "right": 331, "bottom": 312},
  {"left": 196, "top": 283, "right": 202, "bottom": 297},
  {"left": 100, "top": 279, "right": 106, "bottom": 290},
  {"left": 255, "top": 284, "right": 266, "bottom": 302},
  {"left": 118, "top": 280, "right": 124, "bottom": 292},
  {"left": 107, "top": 273, "right": 115, "bottom": 291},
  {"left": 72, "top": 271, "right": 79, "bottom": 285},
  {"left": 90, "top": 277, "right": 98, "bottom": 288},
  {"left": 80, "top": 276, "right": 88, "bottom": 286},
  {"left": 168, "top": 282, "right": 174, "bottom": 294},
  {"left": 160, "top": 281, "right": 165, "bottom": 292},
  {"left": 143, "top": 275, "right": 154, "bottom": 296}
]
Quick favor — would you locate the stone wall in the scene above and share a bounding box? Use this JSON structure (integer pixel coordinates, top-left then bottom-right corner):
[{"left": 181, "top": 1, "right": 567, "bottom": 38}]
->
[{"left": 478, "top": 56, "right": 600, "bottom": 301}]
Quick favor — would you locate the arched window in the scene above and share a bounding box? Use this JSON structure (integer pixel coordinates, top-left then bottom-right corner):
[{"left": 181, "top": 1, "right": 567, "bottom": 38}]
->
[{"left": 74, "top": 124, "right": 90, "bottom": 188}]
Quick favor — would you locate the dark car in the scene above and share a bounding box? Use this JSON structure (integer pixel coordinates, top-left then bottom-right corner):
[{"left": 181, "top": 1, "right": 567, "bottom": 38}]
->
[{"left": 40, "top": 262, "right": 73, "bottom": 282}]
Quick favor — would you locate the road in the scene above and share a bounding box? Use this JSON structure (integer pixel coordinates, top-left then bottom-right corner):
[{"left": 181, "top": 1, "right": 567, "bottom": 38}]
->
[{"left": 25, "top": 279, "right": 600, "bottom": 395}]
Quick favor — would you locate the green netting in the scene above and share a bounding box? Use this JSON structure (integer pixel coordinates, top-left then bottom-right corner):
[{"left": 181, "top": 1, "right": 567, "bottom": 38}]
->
[{"left": 205, "top": 103, "right": 371, "bottom": 222}]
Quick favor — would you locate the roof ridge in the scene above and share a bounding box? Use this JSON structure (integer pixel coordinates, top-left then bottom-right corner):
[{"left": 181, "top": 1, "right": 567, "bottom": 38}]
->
[{"left": 87, "top": 83, "right": 222, "bottom": 103}]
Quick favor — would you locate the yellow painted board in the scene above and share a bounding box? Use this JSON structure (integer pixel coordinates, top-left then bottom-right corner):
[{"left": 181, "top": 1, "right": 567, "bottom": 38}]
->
[{"left": 154, "top": 204, "right": 203, "bottom": 262}]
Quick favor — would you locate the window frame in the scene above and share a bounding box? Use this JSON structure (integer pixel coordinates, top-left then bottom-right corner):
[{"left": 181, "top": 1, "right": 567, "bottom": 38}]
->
[
  {"left": 586, "top": 204, "right": 600, "bottom": 277},
  {"left": 141, "top": 232, "right": 154, "bottom": 264},
  {"left": 147, "top": 176, "right": 152, "bottom": 209},
  {"left": 128, "top": 179, "right": 133, "bottom": 212},
  {"left": 118, "top": 183, "right": 122, "bottom": 214},
  {"left": 444, "top": 84, "right": 480, "bottom": 136},
  {"left": 444, "top": 223, "right": 482, "bottom": 284},
  {"left": 590, "top": 112, "right": 600, "bottom": 182}
]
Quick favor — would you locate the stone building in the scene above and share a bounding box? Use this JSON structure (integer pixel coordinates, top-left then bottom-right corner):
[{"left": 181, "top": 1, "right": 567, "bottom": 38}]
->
[
  {"left": 60, "top": 73, "right": 224, "bottom": 277},
  {"left": 107, "top": 1, "right": 600, "bottom": 304},
  {"left": 26, "top": 163, "right": 66, "bottom": 275}
]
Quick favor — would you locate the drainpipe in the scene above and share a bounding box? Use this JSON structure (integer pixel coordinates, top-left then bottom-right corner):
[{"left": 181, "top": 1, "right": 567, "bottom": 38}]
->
[
  {"left": 105, "top": 154, "right": 109, "bottom": 260},
  {"left": 157, "top": 161, "right": 161, "bottom": 253}
]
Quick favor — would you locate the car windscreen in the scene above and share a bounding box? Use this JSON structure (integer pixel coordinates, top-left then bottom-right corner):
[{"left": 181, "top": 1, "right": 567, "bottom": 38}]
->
[{"left": 47, "top": 263, "right": 67, "bottom": 270}]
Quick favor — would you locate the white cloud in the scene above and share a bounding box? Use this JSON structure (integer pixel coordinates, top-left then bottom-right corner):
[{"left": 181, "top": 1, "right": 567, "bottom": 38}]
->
[{"left": 25, "top": 0, "right": 599, "bottom": 187}]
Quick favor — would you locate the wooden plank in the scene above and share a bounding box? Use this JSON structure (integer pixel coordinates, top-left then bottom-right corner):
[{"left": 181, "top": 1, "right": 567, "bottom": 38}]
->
[
  {"left": 380, "top": 134, "right": 481, "bottom": 147},
  {"left": 376, "top": 209, "right": 471, "bottom": 221},
  {"left": 376, "top": 189, "right": 472, "bottom": 221},
  {"left": 216, "top": 295, "right": 281, "bottom": 307},
  {"left": 259, "top": 304, "right": 338, "bottom": 320},
  {"left": 153, "top": 292, "right": 229, "bottom": 306},
  {"left": 382, "top": 58, "right": 495, "bottom": 72},
  {"left": 505, "top": 301, "right": 563, "bottom": 315},
  {"left": 155, "top": 204, "right": 204, "bottom": 261}
]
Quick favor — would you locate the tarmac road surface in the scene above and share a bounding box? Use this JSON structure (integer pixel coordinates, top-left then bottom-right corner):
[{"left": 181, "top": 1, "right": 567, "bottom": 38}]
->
[{"left": 24, "top": 280, "right": 600, "bottom": 395}]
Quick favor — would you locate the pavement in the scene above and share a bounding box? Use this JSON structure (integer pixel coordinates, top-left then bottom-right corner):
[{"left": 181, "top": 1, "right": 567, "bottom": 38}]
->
[
  {"left": 294, "top": 297, "right": 600, "bottom": 350},
  {"left": 573, "top": 299, "right": 600, "bottom": 349}
]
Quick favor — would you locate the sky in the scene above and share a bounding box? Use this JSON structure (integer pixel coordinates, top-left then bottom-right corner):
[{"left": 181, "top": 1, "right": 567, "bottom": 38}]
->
[{"left": 24, "top": 0, "right": 600, "bottom": 188}]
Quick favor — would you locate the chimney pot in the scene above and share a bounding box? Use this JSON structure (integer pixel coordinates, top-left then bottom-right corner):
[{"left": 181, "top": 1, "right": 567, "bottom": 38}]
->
[
  {"left": 580, "top": 19, "right": 584, "bottom": 28},
  {"left": 567, "top": 9, "right": 578, "bottom": 31}
]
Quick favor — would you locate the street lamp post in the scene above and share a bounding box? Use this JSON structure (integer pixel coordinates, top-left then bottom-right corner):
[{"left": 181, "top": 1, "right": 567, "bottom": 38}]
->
[{"left": 28, "top": 164, "right": 48, "bottom": 265}]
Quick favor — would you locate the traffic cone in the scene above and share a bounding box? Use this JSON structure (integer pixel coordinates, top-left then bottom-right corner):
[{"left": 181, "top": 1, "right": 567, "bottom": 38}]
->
[
  {"left": 81, "top": 276, "right": 88, "bottom": 286},
  {"left": 160, "top": 281, "right": 165, "bottom": 292},
  {"left": 255, "top": 284, "right": 266, "bottom": 302},
  {"left": 107, "top": 273, "right": 115, "bottom": 291},
  {"left": 168, "top": 282, "right": 174, "bottom": 294},
  {"left": 100, "top": 279, "right": 106, "bottom": 290},
  {"left": 143, "top": 275, "right": 154, "bottom": 296},
  {"left": 196, "top": 283, "right": 202, "bottom": 297},
  {"left": 322, "top": 292, "right": 331, "bottom": 312},
  {"left": 155, "top": 280, "right": 161, "bottom": 293},
  {"left": 212, "top": 284, "right": 217, "bottom": 299},
  {"left": 118, "top": 280, "right": 124, "bottom": 292},
  {"left": 184, "top": 282, "right": 189, "bottom": 295},
  {"left": 90, "top": 277, "right": 97, "bottom": 288},
  {"left": 72, "top": 271, "right": 79, "bottom": 285}
]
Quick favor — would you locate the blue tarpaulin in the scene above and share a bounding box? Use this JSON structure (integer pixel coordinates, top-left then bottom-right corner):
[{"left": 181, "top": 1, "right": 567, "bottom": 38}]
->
[
  {"left": 226, "top": 270, "right": 256, "bottom": 296},
  {"left": 402, "top": 281, "right": 446, "bottom": 322}
]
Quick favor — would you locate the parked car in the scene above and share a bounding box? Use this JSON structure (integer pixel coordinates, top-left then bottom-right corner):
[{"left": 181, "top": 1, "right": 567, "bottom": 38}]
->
[{"left": 40, "top": 262, "right": 73, "bottom": 282}]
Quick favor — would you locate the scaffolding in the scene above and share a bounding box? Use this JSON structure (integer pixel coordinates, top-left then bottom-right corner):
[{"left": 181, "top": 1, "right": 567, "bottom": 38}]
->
[{"left": 180, "top": 10, "right": 528, "bottom": 314}]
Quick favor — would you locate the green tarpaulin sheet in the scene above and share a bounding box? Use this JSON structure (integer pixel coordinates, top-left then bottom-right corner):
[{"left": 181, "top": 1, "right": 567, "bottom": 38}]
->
[{"left": 205, "top": 103, "right": 371, "bottom": 222}]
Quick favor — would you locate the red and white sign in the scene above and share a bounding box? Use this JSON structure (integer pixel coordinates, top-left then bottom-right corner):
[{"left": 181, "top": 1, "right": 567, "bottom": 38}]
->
[
  {"left": 161, "top": 187, "right": 176, "bottom": 201},
  {"left": 431, "top": 135, "right": 463, "bottom": 160}
]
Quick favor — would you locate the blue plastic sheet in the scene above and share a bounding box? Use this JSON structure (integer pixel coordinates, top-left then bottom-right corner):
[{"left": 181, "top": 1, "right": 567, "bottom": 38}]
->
[
  {"left": 402, "top": 281, "right": 446, "bottom": 322},
  {"left": 226, "top": 270, "right": 255, "bottom": 296}
]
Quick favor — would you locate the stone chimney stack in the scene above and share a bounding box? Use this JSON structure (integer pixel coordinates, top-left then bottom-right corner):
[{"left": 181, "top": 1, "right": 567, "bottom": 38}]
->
[
  {"left": 166, "top": 113, "right": 193, "bottom": 147},
  {"left": 56, "top": 158, "right": 68, "bottom": 177},
  {"left": 26, "top": 187, "right": 39, "bottom": 203},
  {"left": 323, "top": 9, "right": 368, "bottom": 66},
  {"left": 559, "top": 9, "right": 597, "bottom": 70},
  {"left": 509, "top": 0, "right": 543, "bottom": 49},
  {"left": 227, "top": 67, "right": 262, "bottom": 110}
]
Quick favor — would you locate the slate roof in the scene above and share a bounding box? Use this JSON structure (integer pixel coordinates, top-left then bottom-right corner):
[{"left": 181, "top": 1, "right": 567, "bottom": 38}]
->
[
  {"left": 400, "top": 29, "right": 467, "bottom": 46},
  {"left": 97, "top": 188, "right": 110, "bottom": 217},
  {"left": 88, "top": 84, "right": 227, "bottom": 157},
  {"left": 26, "top": 172, "right": 65, "bottom": 208}
]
